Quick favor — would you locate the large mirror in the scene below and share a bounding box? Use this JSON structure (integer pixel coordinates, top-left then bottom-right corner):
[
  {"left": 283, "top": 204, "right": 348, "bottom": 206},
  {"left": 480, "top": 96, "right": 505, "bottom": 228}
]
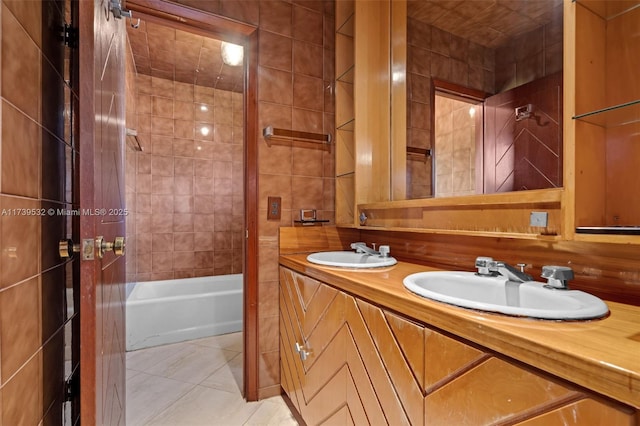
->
[{"left": 403, "top": 0, "right": 564, "bottom": 199}]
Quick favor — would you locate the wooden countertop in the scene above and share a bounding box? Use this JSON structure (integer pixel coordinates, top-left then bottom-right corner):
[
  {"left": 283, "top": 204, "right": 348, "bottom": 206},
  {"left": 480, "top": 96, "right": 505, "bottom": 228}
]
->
[{"left": 280, "top": 254, "right": 640, "bottom": 409}]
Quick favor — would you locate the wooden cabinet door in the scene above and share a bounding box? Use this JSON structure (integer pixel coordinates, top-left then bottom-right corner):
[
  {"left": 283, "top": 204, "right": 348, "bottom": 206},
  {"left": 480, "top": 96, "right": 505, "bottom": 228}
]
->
[
  {"left": 423, "top": 328, "right": 637, "bottom": 426},
  {"left": 344, "top": 297, "right": 425, "bottom": 425},
  {"left": 279, "top": 268, "right": 349, "bottom": 425},
  {"left": 515, "top": 398, "right": 637, "bottom": 425}
]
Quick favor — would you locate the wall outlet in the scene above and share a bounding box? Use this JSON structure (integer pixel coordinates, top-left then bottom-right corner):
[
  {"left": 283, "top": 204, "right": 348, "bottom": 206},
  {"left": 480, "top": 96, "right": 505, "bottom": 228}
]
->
[
  {"left": 530, "top": 211, "right": 548, "bottom": 227},
  {"left": 267, "top": 196, "right": 281, "bottom": 220}
]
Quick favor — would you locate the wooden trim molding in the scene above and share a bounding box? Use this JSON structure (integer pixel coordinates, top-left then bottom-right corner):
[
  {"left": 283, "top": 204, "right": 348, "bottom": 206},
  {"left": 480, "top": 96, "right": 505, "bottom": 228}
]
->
[
  {"left": 126, "top": 0, "right": 254, "bottom": 41},
  {"left": 432, "top": 78, "right": 488, "bottom": 102},
  {"left": 243, "top": 29, "right": 259, "bottom": 402},
  {"left": 78, "top": 0, "right": 97, "bottom": 422}
]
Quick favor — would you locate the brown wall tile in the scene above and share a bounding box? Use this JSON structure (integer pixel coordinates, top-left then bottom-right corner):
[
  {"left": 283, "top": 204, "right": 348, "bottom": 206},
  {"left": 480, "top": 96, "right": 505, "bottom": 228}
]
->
[
  {"left": 0, "top": 197, "right": 40, "bottom": 288},
  {"left": 1, "top": 102, "right": 41, "bottom": 198},
  {"left": 0, "top": 277, "right": 41, "bottom": 381},
  {"left": 130, "top": 75, "right": 244, "bottom": 281},
  {"left": 1, "top": 350, "right": 43, "bottom": 425},
  {"left": 259, "top": 1, "right": 292, "bottom": 37},
  {"left": 1, "top": 6, "right": 40, "bottom": 121}
]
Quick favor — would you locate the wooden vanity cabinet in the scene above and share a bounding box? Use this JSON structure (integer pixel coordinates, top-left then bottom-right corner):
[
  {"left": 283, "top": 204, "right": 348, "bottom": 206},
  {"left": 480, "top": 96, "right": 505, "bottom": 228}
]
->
[{"left": 279, "top": 267, "right": 637, "bottom": 425}]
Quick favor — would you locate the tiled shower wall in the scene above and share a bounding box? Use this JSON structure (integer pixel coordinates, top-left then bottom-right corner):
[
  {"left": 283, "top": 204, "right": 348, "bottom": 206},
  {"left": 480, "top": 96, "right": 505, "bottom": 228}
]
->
[
  {"left": 434, "top": 96, "right": 477, "bottom": 197},
  {"left": 127, "top": 74, "right": 244, "bottom": 282},
  {"left": 0, "top": 0, "right": 79, "bottom": 424}
]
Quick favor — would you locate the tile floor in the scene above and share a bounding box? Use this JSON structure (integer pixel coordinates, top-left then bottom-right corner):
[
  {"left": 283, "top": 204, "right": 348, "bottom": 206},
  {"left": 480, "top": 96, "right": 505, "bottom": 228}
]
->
[{"left": 126, "top": 332, "right": 298, "bottom": 425}]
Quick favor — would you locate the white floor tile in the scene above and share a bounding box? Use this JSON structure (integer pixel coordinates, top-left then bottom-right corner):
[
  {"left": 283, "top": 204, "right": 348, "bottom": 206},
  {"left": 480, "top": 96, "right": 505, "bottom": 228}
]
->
[
  {"left": 192, "top": 332, "right": 243, "bottom": 352},
  {"left": 244, "top": 396, "right": 299, "bottom": 426},
  {"left": 126, "top": 371, "right": 195, "bottom": 426},
  {"left": 126, "top": 333, "right": 298, "bottom": 426},
  {"left": 200, "top": 352, "right": 242, "bottom": 393},
  {"left": 144, "top": 344, "right": 238, "bottom": 385},
  {"left": 146, "top": 385, "right": 261, "bottom": 426},
  {"left": 127, "top": 341, "right": 189, "bottom": 373}
]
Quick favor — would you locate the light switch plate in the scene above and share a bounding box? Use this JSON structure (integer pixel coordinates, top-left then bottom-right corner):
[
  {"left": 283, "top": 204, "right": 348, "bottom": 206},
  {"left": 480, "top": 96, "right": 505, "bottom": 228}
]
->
[
  {"left": 267, "top": 196, "right": 281, "bottom": 220},
  {"left": 530, "top": 211, "right": 548, "bottom": 227}
]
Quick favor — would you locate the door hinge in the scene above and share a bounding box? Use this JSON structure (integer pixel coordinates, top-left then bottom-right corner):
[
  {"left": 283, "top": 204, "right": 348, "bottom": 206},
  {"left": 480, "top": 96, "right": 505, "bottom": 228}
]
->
[
  {"left": 64, "top": 374, "right": 78, "bottom": 402},
  {"left": 62, "top": 24, "right": 77, "bottom": 48}
]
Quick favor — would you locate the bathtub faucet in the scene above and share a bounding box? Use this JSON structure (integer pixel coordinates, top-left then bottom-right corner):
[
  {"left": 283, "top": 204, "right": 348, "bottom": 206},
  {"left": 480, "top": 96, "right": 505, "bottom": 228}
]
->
[{"left": 351, "top": 242, "right": 391, "bottom": 258}]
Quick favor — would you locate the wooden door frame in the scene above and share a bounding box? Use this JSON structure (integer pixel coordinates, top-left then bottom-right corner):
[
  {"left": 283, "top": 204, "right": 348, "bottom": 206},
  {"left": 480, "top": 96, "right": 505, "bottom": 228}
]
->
[
  {"left": 78, "top": 1, "right": 260, "bottom": 413},
  {"left": 124, "top": 0, "right": 260, "bottom": 401},
  {"left": 78, "top": 0, "right": 98, "bottom": 422}
]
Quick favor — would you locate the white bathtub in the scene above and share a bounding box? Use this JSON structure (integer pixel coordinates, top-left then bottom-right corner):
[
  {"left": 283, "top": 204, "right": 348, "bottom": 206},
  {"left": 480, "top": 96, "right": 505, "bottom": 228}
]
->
[{"left": 126, "top": 274, "right": 243, "bottom": 351}]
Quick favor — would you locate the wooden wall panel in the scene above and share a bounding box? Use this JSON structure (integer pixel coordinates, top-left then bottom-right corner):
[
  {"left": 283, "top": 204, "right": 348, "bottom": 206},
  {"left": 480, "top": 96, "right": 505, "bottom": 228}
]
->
[
  {"left": 605, "top": 6, "right": 640, "bottom": 107},
  {"left": 605, "top": 122, "right": 640, "bottom": 225},
  {"left": 335, "top": 128, "right": 355, "bottom": 176},
  {"left": 359, "top": 189, "right": 563, "bottom": 235},
  {"left": 354, "top": 0, "right": 391, "bottom": 205},
  {"left": 336, "top": 175, "right": 356, "bottom": 226},
  {"left": 279, "top": 226, "right": 359, "bottom": 255}
]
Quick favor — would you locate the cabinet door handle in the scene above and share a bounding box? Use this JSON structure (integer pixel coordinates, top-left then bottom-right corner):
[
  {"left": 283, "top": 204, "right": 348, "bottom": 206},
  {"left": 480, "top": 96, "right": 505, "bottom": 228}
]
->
[{"left": 295, "top": 342, "right": 310, "bottom": 361}]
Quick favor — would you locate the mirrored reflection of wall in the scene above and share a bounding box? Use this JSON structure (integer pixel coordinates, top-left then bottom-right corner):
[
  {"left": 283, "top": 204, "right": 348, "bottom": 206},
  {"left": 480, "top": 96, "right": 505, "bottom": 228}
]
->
[
  {"left": 434, "top": 95, "right": 480, "bottom": 197},
  {"left": 406, "top": 18, "right": 495, "bottom": 199},
  {"left": 405, "top": 1, "right": 563, "bottom": 199}
]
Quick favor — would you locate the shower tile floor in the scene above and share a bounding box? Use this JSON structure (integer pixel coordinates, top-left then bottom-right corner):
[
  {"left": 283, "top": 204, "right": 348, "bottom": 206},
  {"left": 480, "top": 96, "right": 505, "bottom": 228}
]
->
[{"left": 126, "top": 332, "right": 298, "bottom": 425}]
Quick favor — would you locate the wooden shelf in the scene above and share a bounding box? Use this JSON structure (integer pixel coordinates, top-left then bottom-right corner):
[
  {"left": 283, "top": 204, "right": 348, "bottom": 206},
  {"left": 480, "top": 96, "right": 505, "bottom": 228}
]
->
[
  {"left": 336, "top": 117, "right": 355, "bottom": 132},
  {"left": 575, "top": 0, "right": 640, "bottom": 20},
  {"left": 573, "top": 99, "right": 640, "bottom": 127}
]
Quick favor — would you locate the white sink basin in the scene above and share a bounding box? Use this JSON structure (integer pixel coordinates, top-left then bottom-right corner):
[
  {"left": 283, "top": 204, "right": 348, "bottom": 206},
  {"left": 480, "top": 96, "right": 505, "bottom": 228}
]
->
[
  {"left": 403, "top": 271, "right": 609, "bottom": 320},
  {"left": 307, "top": 251, "right": 397, "bottom": 268}
]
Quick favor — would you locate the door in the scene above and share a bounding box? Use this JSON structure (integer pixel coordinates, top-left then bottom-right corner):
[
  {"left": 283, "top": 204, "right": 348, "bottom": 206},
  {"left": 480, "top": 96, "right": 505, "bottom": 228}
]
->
[
  {"left": 483, "top": 72, "right": 563, "bottom": 193},
  {"left": 79, "top": 0, "right": 127, "bottom": 423}
]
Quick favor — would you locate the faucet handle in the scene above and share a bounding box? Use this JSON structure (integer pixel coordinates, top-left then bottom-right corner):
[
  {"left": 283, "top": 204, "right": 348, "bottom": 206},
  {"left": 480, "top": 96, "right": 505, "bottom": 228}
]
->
[
  {"left": 541, "top": 265, "right": 574, "bottom": 290},
  {"left": 378, "top": 245, "right": 390, "bottom": 257},
  {"left": 475, "top": 256, "right": 495, "bottom": 275}
]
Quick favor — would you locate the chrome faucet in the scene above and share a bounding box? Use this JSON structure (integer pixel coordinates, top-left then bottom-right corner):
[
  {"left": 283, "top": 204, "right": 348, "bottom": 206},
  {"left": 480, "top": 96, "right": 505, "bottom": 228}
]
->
[
  {"left": 350, "top": 242, "right": 391, "bottom": 258},
  {"left": 475, "top": 256, "right": 533, "bottom": 283},
  {"left": 541, "top": 265, "right": 574, "bottom": 290}
]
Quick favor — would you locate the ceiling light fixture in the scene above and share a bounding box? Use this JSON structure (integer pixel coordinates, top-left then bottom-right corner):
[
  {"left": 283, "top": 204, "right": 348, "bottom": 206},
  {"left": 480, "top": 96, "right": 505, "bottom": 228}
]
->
[{"left": 221, "top": 41, "right": 244, "bottom": 66}]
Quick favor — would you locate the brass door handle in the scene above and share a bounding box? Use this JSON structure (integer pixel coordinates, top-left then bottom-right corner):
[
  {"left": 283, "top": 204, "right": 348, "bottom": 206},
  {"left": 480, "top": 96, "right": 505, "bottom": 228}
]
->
[
  {"left": 96, "top": 236, "right": 125, "bottom": 258},
  {"left": 59, "top": 239, "right": 81, "bottom": 258}
]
